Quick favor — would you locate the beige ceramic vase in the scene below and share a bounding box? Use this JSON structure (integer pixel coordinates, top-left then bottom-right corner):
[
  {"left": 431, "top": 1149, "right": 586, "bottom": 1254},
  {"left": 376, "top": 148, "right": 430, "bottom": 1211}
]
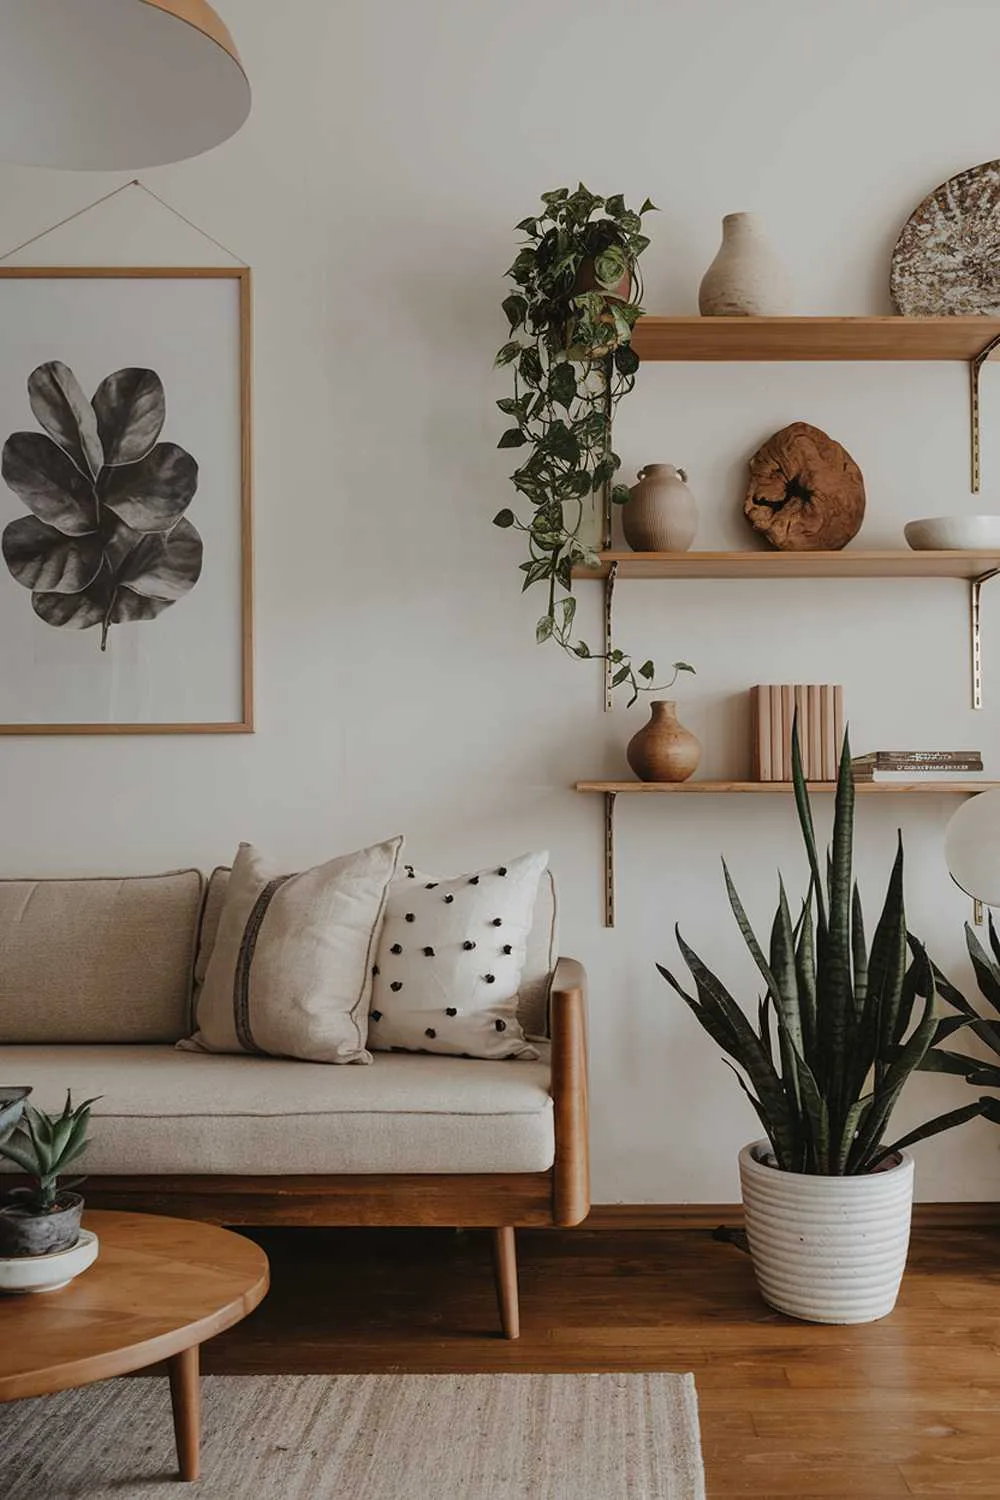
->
[
  {"left": 623, "top": 464, "right": 697, "bottom": 552},
  {"left": 699, "top": 212, "right": 792, "bottom": 316},
  {"left": 626, "top": 700, "right": 701, "bottom": 783}
]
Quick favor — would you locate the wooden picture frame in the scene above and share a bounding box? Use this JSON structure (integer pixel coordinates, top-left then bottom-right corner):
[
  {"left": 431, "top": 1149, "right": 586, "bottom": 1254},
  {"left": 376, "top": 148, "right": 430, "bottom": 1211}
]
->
[{"left": 0, "top": 267, "right": 253, "bottom": 734}]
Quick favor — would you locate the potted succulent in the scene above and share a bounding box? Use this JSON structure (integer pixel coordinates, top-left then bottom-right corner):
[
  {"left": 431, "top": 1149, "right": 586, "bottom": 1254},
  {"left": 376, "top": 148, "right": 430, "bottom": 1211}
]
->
[
  {"left": 658, "top": 723, "right": 990, "bottom": 1324},
  {"left": 0, "top": 1090, "right": 98, "bottom": 1258},
  {"left": 493, "top": 183, "right": 693, "bottom": 705}
]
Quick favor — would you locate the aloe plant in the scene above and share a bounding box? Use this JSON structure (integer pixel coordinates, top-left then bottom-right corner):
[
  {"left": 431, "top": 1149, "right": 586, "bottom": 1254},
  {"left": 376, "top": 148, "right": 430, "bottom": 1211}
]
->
[
  {"left": 0, "top": 1091, "right": 98, "bottom": 1211},
  {"left": 658, "top": 722, "right": 989, "bottom": 1174},
  {"left": 920, "top": 918, "right": 1000, "bottom": 1103}
]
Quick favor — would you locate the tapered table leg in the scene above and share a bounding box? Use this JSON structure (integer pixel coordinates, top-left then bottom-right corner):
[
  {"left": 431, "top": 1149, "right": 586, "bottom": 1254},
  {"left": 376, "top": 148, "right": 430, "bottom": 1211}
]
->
[{"left": 168, "top": 1344, "right": 201, "bottom": 1481}]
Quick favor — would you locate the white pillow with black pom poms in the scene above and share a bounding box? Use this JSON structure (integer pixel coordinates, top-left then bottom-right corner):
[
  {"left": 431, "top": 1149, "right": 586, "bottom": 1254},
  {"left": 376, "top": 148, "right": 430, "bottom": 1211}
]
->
[{"left": 369, "top": 851, "right": 548, "bottom": 1059}]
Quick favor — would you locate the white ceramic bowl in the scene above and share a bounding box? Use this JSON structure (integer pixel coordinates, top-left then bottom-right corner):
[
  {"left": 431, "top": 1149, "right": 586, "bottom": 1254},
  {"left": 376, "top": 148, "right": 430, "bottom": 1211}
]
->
[
  {"left": 904, "top": 515, "right": 1000, "bottom": 550},
  {"left": 0, "top": 1228, "right": 99, "bottom": 1294}
]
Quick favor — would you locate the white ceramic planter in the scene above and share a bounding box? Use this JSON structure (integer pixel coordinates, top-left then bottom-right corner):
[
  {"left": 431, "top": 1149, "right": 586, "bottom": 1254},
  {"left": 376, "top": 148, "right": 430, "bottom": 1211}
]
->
[
  {"left": 0, "top": 1228, "right": 99, "bottom": 1294},
  {"left": 739, "top": 1141, "right": 915, "bottom": 1324}
]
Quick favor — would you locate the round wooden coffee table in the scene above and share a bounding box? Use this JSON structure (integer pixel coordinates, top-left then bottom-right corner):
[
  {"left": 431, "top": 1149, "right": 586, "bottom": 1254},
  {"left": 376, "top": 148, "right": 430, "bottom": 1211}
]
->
[{"left": 0, "top": 1209, "right": 268, "bottom": 1482}]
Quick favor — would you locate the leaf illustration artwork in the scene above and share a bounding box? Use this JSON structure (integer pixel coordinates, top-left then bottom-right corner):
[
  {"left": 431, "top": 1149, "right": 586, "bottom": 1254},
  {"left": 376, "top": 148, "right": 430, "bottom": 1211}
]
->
[{"left": 0, "top": 361, "right": 202, "bottom": 650}]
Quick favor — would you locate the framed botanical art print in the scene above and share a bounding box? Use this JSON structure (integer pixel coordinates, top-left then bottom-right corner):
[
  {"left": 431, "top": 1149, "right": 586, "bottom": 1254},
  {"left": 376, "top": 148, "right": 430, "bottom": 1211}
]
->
[{"left": 0, "top": 267, "right": 252, "bottom": 733}]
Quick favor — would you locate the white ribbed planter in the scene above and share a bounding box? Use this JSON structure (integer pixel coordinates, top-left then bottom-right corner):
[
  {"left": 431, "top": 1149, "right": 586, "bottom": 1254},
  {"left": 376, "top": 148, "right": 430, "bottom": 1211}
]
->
[{"left": 739, "top": 1140, "right": 915, "bottom": 1325}]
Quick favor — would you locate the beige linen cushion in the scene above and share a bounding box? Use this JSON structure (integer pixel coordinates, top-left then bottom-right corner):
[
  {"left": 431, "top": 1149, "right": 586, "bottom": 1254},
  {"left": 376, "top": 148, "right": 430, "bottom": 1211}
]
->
[
  {"left": 0, "top": 869, "right": 203, "bottom": 1044},
  {"left": 181, "top": 837, "right": 402, "bottom": 1064},
  {"left": 369, "top": 852, "right": 548, "bottom": 1059}
]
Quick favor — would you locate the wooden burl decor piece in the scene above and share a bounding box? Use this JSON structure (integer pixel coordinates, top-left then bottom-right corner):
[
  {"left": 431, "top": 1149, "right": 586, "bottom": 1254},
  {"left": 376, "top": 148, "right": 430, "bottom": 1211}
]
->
[{"left": 744, "top": 421, "right": 865, "bottom": 551}]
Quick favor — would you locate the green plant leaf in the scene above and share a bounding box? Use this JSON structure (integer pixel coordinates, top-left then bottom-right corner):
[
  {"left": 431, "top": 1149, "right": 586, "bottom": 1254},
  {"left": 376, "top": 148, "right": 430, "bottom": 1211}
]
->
[
  {"left": 875, "top": 1099, "right": 988, "bottom": 1166},
  {"left": 493, "top": 509, "right": 516, "bottom": 528},
  {"left": 520, "top": 558, "right": 550, "bottom": 590},
  {"left": 548, "top": 362, "right": 578, "bottom": 409},
  {"left": 965, "top": 924, "right": 1000, "bottom": 1018},
  {"left": 502, "top": 294, "right": 528, "bottom": 330},
  {"left": 497, "top": 428, "right": 528, "bottom": 449},
  {"left": 638, "top": 660, "right": 655, "bottom": 680},
  {"left": 536, "top": 614, "right": 555, "bottom": 643},
  {"left": 611, "top": 484, "right": 631, "bottom": 506},
  {"left": 494, "top": 341, "right": 523, "bottom": 367},
  {"left": 614, "top": 344, "right": 640, "bottom": 377}
]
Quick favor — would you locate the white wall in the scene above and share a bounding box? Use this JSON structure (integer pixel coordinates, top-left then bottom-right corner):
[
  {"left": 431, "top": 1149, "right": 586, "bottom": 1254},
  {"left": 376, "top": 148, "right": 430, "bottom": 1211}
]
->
[{"left": 1, "top": 0, "right": 999, "bottom": 1201}]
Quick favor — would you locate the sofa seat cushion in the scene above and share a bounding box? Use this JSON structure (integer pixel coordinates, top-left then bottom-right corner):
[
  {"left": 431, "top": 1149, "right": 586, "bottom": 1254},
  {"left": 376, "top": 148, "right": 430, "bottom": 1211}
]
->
[{"left": 0, "top": 1046, "right": 554, "bottom": 1176}]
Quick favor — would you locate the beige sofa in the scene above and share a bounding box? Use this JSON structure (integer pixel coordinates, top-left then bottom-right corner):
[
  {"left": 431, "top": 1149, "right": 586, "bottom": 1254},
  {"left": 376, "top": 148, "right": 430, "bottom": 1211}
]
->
[{"left": 0, "top": 867, "right": 589, "bottom": 1338}]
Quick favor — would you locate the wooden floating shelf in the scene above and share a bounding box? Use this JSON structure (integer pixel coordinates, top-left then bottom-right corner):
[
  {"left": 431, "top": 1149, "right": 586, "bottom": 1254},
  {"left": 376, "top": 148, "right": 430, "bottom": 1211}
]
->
[
  {"left": 573, "top": 549, "right": 1000, "bottom": 581},
  {"left": 576, "top": 781, "right": 999, "bottom": 796},
  {"left": 630, "top": 315, "right": 1000, "bottom": 362}
]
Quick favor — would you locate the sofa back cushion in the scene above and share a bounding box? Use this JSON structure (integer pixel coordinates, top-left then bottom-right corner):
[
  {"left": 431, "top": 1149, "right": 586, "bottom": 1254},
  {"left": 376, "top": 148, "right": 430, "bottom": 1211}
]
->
[
  {"left": 0, "top": 869, "right": 204, "bottom": 1044},
  {"left": 195, "top": 865, "right": 558, "bottom": 1038}
]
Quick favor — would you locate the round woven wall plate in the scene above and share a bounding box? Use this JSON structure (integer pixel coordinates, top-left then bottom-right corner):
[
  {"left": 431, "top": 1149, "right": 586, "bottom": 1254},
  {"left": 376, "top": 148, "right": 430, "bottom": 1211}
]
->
[{"left": 891, "top": 160, "right": 1000, "bottom": 315}]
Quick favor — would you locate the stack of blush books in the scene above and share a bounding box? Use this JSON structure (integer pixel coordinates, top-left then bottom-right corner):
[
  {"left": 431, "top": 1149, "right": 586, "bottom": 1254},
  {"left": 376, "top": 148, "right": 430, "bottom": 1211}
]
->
[
  {"left": 851, "top": 750, "right": 984, "bottom": 783},
  {"left": 750, "top": 684, "right": 844, "bottom": 781}
]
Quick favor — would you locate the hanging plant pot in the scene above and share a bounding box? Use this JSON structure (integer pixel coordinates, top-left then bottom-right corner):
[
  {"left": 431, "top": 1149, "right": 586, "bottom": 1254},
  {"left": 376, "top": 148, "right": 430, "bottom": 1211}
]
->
[
  {"left": 738, "top": 1141, "right": 915, "bottom": 1324},
  {"left": 573, "top": 251, "right": 633, "bottom": 303}
]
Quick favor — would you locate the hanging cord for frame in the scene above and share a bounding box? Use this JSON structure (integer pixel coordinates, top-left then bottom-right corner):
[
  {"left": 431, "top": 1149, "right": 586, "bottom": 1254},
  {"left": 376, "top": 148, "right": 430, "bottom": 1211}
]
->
[{"left": 0, "top": 179, "right": 248, "bottom": 265}]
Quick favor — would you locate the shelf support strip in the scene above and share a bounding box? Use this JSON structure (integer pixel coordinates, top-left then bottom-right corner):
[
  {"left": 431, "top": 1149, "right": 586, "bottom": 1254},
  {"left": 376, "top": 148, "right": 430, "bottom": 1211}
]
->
[
  {"left": 970, "top": 569, "right": 999, "bottom": 709},
  {"left": 604, "top": 561, "right": 618, "bottom": 713},
  {"left": 604, "top": 790, "right": 617, "bottom": 928}
]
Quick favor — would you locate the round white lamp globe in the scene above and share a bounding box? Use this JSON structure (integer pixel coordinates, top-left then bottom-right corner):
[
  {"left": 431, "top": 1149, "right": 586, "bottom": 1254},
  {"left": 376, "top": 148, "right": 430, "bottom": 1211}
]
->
[{"left": 945, "top": 789, "right": 1000, "bottom": 905}]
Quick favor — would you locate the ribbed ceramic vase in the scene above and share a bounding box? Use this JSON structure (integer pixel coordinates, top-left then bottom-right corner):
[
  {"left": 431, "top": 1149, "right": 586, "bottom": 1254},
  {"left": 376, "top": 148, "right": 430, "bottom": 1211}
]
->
[
  {"left": 623, "top": 465, "right": 697, "bottom": 552},
  {"left": 699, "top": 213, "right": 792, "bottom": 316},
  {"left": 626, "top": 701, "right": 700, "bottom": 783},
  {"left": 739, "top": 1141, "right": 915, "bottom": 1324}
]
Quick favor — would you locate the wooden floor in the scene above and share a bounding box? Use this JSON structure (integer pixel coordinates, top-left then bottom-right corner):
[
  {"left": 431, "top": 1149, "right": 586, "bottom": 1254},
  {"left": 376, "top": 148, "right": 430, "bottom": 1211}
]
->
[{"left": 203, "top": 1222, "right": 1000, "bottom": 1499}]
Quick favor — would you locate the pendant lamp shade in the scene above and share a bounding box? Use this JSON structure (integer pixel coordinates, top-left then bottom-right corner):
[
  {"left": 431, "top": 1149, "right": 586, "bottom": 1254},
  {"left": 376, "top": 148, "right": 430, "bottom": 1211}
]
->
[
  {"left": 0, "top": 0, "right": 250, "bottom": 169},
  {"left": 945, "top": 789, "right": 1000, "bottom": 906}
]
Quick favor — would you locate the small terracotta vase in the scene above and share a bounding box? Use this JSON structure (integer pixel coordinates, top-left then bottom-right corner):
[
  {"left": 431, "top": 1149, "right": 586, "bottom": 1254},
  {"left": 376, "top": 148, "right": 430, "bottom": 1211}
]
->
[
  {"left": 623, "top": 464, "right": 697, "bottom": 552},
  {"left": 699, "top": 212, "right": 792, "bottom": 317},
  {"left": 627, "top": 701, "right": 701, "bottom": 783}
]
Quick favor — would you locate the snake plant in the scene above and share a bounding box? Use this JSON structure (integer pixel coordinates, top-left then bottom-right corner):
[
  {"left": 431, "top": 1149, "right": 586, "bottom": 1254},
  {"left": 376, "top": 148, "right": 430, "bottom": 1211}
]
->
[
  {"left": 0, "top": 1091, "right": 98, "bottom": 1211},
  {"left": 658, "top": 721, "right": 989, "bottom": 1174},
  {"left": 920, "top": 919, "right": 1000, "bottom": 1104}
]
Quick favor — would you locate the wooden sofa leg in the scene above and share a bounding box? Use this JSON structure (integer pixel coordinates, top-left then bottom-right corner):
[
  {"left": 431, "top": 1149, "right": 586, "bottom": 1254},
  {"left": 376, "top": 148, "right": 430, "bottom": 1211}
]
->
[{"left": 492, "top": 1226, "right": 520, "bottom": 1340}]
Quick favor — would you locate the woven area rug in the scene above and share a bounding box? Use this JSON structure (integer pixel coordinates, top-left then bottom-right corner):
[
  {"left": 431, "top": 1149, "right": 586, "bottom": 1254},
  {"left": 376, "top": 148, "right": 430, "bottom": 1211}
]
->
[{"left": 0, "top": 1371, "right": 705, "bottom": 1499}]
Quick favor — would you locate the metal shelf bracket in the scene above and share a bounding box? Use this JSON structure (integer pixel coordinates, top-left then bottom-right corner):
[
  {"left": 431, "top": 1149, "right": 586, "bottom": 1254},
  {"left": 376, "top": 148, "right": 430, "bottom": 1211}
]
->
[
  {"left": 604, "top": 790, "right": 617, "bottom": 927},
  {"left": 603, "top": 560, "right": 618, "bottom": 712},
  {"left": 970, "top": 569, "right": 999, "bottom": 708},
  {"left": 970, "top": 332, "right": 1000, "bottom": 493}
]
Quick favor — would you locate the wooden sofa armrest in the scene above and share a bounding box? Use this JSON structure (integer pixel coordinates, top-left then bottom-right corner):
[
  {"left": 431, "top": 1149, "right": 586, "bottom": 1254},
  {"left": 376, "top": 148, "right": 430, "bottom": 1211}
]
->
[{"left": 549, "top": 957, "right": 590, "bottom": 1226}]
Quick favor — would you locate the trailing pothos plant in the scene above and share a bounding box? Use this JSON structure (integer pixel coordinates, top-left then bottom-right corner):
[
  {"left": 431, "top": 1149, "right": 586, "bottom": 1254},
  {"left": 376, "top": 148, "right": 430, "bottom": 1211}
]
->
[
  {"left": 658, "top": 720, "right": 991, "bottom": 1174},
  {"left": 493, "top": 185, "right": 692, "bottom": 705}
]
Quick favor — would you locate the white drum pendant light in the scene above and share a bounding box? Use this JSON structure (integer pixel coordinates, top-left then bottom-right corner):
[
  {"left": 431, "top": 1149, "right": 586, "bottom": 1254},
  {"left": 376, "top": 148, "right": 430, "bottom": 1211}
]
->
[{"left": 0, "top": 0, "right": 250, "bottom": 169}]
